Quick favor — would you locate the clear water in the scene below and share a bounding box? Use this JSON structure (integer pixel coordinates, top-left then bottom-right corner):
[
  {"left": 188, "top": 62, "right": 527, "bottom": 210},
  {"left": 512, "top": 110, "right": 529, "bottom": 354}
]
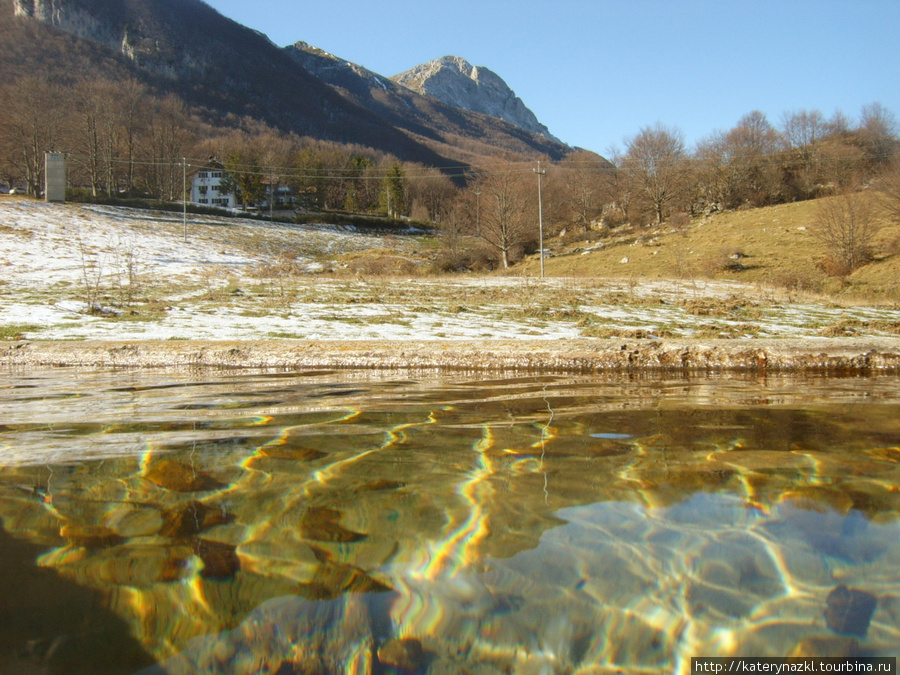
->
[{"left": 0, "top": 368, "right": 898, "bottom": 674}]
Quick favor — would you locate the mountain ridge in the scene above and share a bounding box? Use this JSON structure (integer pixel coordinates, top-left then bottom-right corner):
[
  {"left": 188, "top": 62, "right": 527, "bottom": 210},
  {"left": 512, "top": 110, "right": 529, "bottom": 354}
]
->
[{"left": 2, "top": 0, "right": 574, "bottom": 168}]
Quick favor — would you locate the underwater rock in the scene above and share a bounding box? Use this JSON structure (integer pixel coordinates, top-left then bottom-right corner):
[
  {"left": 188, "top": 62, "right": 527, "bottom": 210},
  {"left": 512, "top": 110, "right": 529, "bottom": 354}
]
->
[
  {"left": 299, "top": 507, "right": 366, "bottom": 543},
  {"left": 790, "top": 635, "right": 860, "bottom": 657},
  {"left": 297, "top": 547, "right": 393, "bottom": 600},
  {"left": 361, "top": 479, "right": 406, "bottom": 491},
  {"left": 192, "top": 538, "right": 241, "bottom": 579},
  {"left": 258, "top": 445, "right": 326, "bottom": 461},
  {"left": 780, "top": 486, "right": 854, "bottom": 514},
  {"left": 160, "top": 500, "right": 232, "bottom": 538},
  {"left": 377, "top": 637, "right": 425, "bottom": 672},
  {"left": 825, "top": 584, "right": 877, "bottom": 636},
  {"left": 139, "top": 593, "right": 374, "bottom": 675},
  {"left": 93, "top": 545, "right": 191, "bottom": 586},
  {"left": 59, "top": 523, "right": 125, "bottom": 548},
  {"left": 145, "top": 460, "right": 224, "bottom": 492}
]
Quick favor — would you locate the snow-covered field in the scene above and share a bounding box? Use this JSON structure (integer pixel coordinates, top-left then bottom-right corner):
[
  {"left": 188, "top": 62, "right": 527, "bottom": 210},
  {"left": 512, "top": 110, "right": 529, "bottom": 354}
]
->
[{"left": 2, "top": 196, "right": 899, "bottom": 342}]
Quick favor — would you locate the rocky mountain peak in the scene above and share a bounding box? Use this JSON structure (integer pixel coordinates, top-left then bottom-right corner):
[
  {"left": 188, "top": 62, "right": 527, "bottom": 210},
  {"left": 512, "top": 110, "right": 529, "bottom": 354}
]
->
[{"left": 391, "top": 55, "right": 561, "bottom": 143}]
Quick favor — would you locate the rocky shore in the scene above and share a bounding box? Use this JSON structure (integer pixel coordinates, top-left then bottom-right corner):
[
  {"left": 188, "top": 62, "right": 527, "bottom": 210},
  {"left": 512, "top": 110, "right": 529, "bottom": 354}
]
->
[{"left": 4, "top": 337, "right": 900, "bottom": 372}]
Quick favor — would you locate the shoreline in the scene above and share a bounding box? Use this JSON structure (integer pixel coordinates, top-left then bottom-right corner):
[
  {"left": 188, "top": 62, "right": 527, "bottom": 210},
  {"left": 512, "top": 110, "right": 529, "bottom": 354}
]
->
[{"left": 4, "top": 337, "right": 900, "bottom": 372}]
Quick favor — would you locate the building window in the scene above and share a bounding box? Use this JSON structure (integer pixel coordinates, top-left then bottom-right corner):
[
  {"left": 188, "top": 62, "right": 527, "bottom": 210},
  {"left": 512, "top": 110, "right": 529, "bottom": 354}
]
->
[{"left": 199, "top": 198, "right": 208, "bottom": 204}]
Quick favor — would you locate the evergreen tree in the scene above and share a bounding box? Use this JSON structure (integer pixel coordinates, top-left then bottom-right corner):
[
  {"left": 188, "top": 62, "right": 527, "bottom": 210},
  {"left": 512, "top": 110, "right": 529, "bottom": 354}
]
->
[
  {"left": 344, "top": 155, "right": 372, "bottom": 212},
  {"left": 380, "top": 162, "right": 408, "bottom": 218},
  {"left": 293, "top": 147, "right": 326, "bottom": 210}
]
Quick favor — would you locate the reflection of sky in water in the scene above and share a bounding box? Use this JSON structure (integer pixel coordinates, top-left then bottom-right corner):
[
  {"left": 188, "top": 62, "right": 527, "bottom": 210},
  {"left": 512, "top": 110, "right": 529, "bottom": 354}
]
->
[{"left": 0, "top": 369, "right": 899, "bottom": 674}]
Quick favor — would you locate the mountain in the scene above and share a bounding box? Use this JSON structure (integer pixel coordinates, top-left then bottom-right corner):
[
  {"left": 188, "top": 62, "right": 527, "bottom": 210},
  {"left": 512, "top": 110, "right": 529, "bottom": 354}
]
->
[
  {"left": 2, "top": 0, "right": 573, "bottom": 168},
  {"left": 392, "top": 56, "right": 560, "bottom": 143},
  {"left": 3, "top": 0, "right": 444, "bottom": 161},
  {"left": 284, "top": 42, "right": 570, "bottom": 165}
]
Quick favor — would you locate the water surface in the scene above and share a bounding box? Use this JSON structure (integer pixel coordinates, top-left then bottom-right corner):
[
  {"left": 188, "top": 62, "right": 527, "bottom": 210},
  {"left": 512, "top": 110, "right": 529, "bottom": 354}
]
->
[{"left": 1, "top": 369, "right": 898, "bottom": 674}]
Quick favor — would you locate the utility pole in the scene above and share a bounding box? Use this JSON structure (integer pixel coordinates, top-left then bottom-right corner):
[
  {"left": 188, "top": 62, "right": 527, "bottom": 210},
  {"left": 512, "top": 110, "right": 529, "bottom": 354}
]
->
[
  {"left": 474, "top": 187, "right": 482, "bottom": 237},
  {"left": 182, "top": 157, "right": 187, "bottom": 243},
  {"left": 534, "top": 161, "right": 546, "bottom": 278}
]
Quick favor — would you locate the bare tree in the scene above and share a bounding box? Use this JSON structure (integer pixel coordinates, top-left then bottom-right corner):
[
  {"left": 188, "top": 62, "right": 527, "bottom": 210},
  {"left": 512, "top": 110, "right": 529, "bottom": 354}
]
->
[
  {"left": 472, "top": 163, "right": 535, "bottom": 268},
  {"left": 782, "top": 109, "right": 825, "bottom": 150},
  {"left": 780, "top": 109, "right": 827, "bottom": 200},
  {"left": 825, "top": 109, "right": 853, "bottom": 138},
  {"left": 119, "top": 78, "right": 148, "bottom": 196},
  {"left": 622, "top": 123, "right": 691, "bottom": 224},
  {"left": 720, "top": 110, "right": 783, "bottom": 207},
  {"left": 139, "top": 94, "right": 195, "bottom": 199},
  {"left": 557, "top": 149, "right": 608, "bottom": 231},
  {"left": 694, "top": 130, "right": 744, "bottom": 210},
  {"left": 858, "top": 102, "right": 898, "bottom": 168},
  {"left": 407, "top": 167, "right": 458, "bottom": 223},
  {"left": 0, "top": 76, "right": 69, "bottom": 196},
  {"left": 73, "top": 77, "right": 129, "bottom": 197},
  {"left": 813, "top": 192, "right": 879, "bottom": 272}
]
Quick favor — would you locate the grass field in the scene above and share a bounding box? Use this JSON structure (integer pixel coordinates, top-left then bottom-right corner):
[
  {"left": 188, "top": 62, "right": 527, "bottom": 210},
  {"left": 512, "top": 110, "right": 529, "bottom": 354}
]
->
[{"left": 515, "top": 196, "right": 900, "bottom": 305}]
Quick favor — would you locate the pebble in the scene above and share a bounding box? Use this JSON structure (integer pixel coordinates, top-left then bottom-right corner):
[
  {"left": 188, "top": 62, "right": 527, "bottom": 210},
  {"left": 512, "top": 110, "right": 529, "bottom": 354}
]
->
[
  {"left": 825, "top": 584, "right": 877, "bottom": 636},
  {"left": 377, "top": 637, "right": 425, "bottom": 672},
  {"left": 144, "top": 459, "right": 224, "bottom": 492}
]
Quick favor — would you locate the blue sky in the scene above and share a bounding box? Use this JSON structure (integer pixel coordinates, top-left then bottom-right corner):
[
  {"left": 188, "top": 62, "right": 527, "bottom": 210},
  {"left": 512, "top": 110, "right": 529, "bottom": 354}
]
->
[{"left": 203, "top": 0, "right": 899, "bottom": 156}]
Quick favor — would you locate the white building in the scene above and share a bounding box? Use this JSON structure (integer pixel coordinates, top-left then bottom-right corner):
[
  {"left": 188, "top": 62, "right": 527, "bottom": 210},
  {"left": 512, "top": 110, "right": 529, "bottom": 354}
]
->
[{"left": 191, "top": 162, "right": 235, "bottom": 209}]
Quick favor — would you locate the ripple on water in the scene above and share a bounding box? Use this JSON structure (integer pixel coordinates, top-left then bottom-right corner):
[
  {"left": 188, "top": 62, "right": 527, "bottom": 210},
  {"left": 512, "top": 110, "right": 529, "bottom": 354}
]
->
[{"left": 1, "top": 370, "right": 900, "bottom": 671}]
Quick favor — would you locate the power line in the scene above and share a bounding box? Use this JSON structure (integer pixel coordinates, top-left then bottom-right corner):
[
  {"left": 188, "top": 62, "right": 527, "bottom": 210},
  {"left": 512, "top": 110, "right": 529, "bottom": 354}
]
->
[{"left": 58, "top": 148, "right": 897, "bottom": 185}]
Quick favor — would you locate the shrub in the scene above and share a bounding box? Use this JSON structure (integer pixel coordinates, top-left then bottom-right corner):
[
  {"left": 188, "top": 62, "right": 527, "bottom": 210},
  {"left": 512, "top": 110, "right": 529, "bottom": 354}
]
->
[
  {"left": 431, "top": 239, "right": 498, "bottom": 273},
  {"left": 701, "top": 248, "right": 749, "bottom": 276},
  {"left": 668, "top": 211, "right": 691, "bottom": 233},
  {"left": 812, "top": 193, "right": 878, "bottom": 271},
  {"left": 769, "top": 269, "right": 822, "bottom": 294},
  {"left": 818, "top": 256, "right": 853, "bottom": 279},
  {"left": 347, "top": 255, "right": 418, "bottom": 277}
]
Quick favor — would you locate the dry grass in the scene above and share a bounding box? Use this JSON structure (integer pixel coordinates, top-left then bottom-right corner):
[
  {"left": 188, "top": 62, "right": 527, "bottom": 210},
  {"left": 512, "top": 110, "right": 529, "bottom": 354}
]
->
[{"left": 515, "top": 195, "right": 900, "bottom": 306}]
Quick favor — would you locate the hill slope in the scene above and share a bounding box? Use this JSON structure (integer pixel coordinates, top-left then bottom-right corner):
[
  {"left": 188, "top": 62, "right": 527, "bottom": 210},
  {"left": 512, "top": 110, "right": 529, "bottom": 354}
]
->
[{"left": 518, "top": 197, "right": 900, "bottom": 304}]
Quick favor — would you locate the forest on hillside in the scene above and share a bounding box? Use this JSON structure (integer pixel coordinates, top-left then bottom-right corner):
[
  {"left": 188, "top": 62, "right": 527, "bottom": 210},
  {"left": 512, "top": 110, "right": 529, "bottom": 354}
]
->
[{"left": 2, "top": 72, "right": 899, "bottom": 273}]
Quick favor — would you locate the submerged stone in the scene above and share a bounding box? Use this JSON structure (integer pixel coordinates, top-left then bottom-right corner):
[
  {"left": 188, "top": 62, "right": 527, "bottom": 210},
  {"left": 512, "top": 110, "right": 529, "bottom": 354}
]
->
[
  {"left": 299, "top": 507, "right": 366, "bottom": 543},
  {"left": 361, "top": 479, "right": 406, "bottom": 491},
  {"left": 780, "top": 486, "right": 854, "bottom": 514},
  {"left": 192, "top": 538, "right": 240, "bottom": 579},
  {"left": 825, "top": 584, "right": 877, "bottom": 636},
  {"left": 159, "top": 500, "right": 232, "bottom": 538},
  {"left": 59, "top": 523, "right": 125, "bottom": 549},
  {"left": 790, "top": 635, "right": 860, "bottom": 657},
  {"left": 259, "top": 445, "right": 326, "bottom": 461},
  {"left": 377, "top": 637, "right": 425, "bottom": 672},
  {"left": 94, "top": 545, "right": 191, "bottom": 586},
  {"left": 144, "top": 459, "right": 224, "bottom": 492},
  {"left": 297, "top": 555, "right": 393, "bottom": 601}
]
